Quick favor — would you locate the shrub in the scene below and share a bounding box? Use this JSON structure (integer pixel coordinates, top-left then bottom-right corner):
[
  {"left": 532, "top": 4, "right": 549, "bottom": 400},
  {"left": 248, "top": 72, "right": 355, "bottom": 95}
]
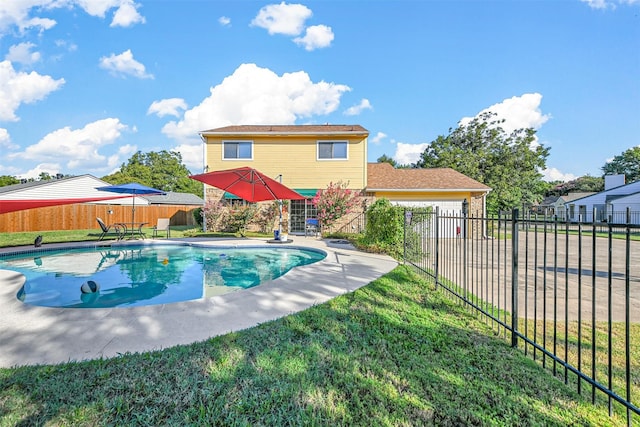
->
[
  {"left": 358, "top": 198, "right": 404, "bottom": 258},
  {"left": 227, "top": 205, "right": 258, "bottom": 236},
  {"left": 254, "top": 202, "right": 280, "bottom": 233},
  {"left": 202, "top": 200, "right": 228, "bottom": 232},
  {"left": 312, "top": 181, "right": 361, "bottom": 230}
]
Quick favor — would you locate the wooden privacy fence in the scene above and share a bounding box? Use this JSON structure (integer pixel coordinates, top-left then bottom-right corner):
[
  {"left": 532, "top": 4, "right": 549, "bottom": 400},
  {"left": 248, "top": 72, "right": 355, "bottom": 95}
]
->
[{"left": 0, "top": 203, "right": 200, "bottom": 233}]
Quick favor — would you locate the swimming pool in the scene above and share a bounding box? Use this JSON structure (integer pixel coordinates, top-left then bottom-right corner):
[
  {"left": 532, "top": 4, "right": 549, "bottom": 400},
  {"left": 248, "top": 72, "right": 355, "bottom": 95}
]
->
[{"left": 0, "top": 244, "right": 326, "bottom": 308}]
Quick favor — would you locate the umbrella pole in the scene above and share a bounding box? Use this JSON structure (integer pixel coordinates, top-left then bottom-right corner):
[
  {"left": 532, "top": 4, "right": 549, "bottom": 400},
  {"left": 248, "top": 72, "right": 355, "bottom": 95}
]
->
[
  {"left": 131, "top": 195, "right": 135, "bottom": 238},
  {"left": 278, "top": 199, "right": 283, "bottom": 239}
]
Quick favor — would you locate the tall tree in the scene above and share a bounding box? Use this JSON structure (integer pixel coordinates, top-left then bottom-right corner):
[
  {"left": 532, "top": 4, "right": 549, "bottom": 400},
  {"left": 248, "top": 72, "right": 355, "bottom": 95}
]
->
[
  {"left": 602, "top": 146, "right": 640, "bottom": 184},
  {"left": 377, "top": 154, "right": 398, "bottom": 167},
  {"left": 0, "top": 175, "right": 20, "bottom": 187},
  {"left": 102, "top": 150, "right": 203, "bottom": 196},
  {"left": 547, "top": 175, "right": 604, "bottom": 197},
  {"left": 416, "top": 112, "right": 550, "bottom": 213},
  {"left": 377, "top": 154, "right": 412, "bottom": 169}
]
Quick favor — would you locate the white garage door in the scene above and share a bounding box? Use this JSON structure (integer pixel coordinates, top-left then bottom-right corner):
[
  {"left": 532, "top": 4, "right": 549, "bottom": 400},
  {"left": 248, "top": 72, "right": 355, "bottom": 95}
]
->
[{"left": 391, "top": 200, "right": 464, "bottom": 238}]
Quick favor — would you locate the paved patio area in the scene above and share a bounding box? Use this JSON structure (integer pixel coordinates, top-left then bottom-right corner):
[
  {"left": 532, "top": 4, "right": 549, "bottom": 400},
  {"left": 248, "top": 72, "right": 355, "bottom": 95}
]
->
[{"left": 0, "top": 237, "right": 397, "bottom": 368}]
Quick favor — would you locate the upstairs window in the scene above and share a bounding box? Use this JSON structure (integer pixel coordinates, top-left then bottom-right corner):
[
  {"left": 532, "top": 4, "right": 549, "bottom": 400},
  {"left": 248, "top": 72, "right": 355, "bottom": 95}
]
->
[
  {"left": 223, "top": 141, "right": 252, "bottom": 160},
  {"left": 317, "top": 141, "right": 348, "bottom": 160}
]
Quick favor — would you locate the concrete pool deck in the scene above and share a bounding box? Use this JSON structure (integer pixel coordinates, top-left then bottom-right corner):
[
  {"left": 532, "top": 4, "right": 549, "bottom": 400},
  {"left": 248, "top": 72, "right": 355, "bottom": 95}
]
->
[{"left": 0, "top": 236, "right": 397, "bottom": 368}]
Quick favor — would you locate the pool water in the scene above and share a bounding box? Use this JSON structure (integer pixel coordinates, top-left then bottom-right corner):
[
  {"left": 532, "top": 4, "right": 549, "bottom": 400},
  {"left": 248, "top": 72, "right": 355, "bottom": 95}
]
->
[{"left": 0, "top": 245, "right": 326, "bottom": 308}]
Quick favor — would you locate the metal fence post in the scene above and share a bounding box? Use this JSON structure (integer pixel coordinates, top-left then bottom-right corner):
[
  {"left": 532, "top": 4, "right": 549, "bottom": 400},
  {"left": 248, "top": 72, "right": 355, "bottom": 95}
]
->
[
  {"left": 435, "top": 206, "right": 439, "bottom": 289},
  {"left": 511, "top": 208, "right": 519, "bottom": 347}
]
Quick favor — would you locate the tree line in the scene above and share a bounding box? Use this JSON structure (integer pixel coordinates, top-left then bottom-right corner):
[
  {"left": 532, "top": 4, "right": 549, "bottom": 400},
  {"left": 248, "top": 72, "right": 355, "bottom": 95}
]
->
[
  {"left": 0, "top": 150, "right": 203, "bottom": 197},
  {"left": 377, "top": 112, "right": 638, "bottom": 214},
  {"left": 1, "top": 119, "right": 637, "bottom": 215}
]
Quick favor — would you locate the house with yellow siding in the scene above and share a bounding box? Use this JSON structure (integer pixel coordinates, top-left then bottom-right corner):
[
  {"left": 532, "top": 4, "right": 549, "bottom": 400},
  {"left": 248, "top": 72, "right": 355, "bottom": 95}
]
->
[{"left": 199, "top": 124, "right": 490, "bottom": 234}]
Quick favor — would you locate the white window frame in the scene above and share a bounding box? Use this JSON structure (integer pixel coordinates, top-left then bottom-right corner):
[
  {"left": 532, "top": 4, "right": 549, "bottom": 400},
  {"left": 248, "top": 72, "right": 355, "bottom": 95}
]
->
[
  {"left": 222, "top": 140, "right": 253, "bottom": 160},
  {"left": 317, "top": 140, "right": 348, "bottom": 161}
]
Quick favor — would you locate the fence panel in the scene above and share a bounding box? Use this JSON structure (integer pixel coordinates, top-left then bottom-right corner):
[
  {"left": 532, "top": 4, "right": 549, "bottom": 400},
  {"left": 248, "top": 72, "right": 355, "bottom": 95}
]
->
[
  {"left": 0, "top": 204, "right": 200, "bottom": 233},
  {"left": 404, "top": 207, "right": 640, "bottom": 425}
]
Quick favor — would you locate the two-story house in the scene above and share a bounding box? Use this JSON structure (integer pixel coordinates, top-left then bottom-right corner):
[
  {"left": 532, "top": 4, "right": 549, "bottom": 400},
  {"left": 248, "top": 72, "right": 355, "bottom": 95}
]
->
[{"left": 199, "top": 124, "right": 490, "bottom": 234}]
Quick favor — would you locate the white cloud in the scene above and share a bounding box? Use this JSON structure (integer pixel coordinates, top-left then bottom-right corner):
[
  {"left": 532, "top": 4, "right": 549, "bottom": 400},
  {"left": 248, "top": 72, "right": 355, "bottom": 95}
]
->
[
  {"left": 542, "top": 167, "right": 577, "bottom": 182},
  {"left": 394, "top": 142, "right": 430, "bottom": 166},
  {"left": 293, "top": 24, "right": 334, "bottom": 51},
  {"left": 370, "top": 131, "right": 387, "bottom": 145},
  {"left": 173, "top": 143, "right": 204, "bottom": 174},
  {"left": 5, "top": 42, "right": 41, "bottom": 65},
  {"left": 54, "top": 39, "right": 78, "bottom": 52},
  {"left": 581, "top": 0, "right": 612, "bottom": 8},
  {"left": 9, "top": 118, "right": 131, "bottom": 171},
  {"left": 18, "top": 163, "right": 62, "bottom": 180},
  {"left": 581, "top": 0, "right": 640, "bottom": 8},
  {"left": 0, "top": 1, "right": 145, "bottom": 36},
  {"left": 0, "top": 2, "right": 57, "bottom": 35},
  {"left": 99, "top": 49, "right": 153, "bottom": 79},
  {"left": 219, "top": 16, "right": 231, "bottom": 26},
  {"left": 147, "top": 98, "right": 188, "bottom": 118},
  {"left": 110, "top": 0, "right": 146, "bottom": 27},
  {"left": 251, "top": 2, "right": 312, "bottom": 36},
  {"left": 162, "top": 63, "right": 350, "bottom": 142},
  {"left": 0, "top": 60, "right": 65, "bottom": 122},
  {"left": 344, "top": 98, "right": 372, "bottom": 116},
  {"left": 0, "top": 127, "right": 18, "bottom": 150},
  {"left": 161, "top": 63, "right": 350, "bottom": 170},
  {"left": 459, "top": 93, "right": 550, "bottom": 135}
]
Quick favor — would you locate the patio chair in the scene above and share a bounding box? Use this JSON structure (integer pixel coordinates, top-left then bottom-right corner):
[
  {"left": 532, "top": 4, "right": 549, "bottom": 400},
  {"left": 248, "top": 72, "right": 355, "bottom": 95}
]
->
[
  {"left": 153, "top": 218, "right": 171, "bottom": 238},
  {"left": 96, "top": 217, "right": 124, "bottom": 241},
  {"left": 305, "top": 218, "right": 320, "bottom": 237}
]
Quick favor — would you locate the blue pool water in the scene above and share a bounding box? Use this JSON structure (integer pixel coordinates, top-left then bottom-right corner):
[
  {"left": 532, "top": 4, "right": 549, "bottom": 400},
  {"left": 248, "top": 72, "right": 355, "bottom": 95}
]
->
[{"left": 0, "top": 244, "right": 326, "bottom": 308}]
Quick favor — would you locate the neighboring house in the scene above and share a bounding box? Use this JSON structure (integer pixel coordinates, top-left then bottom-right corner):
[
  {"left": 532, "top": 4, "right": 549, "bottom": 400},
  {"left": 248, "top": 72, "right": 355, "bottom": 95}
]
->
[
  {"left": 199, "top": 124, "right": 491, "bottom": 234},
  {"left": 144, "top": 191, "right": 204, "bottom": 206},
  {"left": 565, "top": 175, "right": 640, "bottom": 223},
  {"left": 0, "top": 174, "right": 151, "bottom": 208},
  {"left": 535, "top": 192, "right": 596, "bottom": 219},
  {"left": 535, "top": 195, "right": 560, "bottom": 215}
]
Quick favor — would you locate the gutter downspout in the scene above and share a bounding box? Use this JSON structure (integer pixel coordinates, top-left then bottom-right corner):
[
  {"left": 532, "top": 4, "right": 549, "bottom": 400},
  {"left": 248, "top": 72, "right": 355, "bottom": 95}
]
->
[{"left": 199, "top": 133, "right": 207, "bottom": 232}]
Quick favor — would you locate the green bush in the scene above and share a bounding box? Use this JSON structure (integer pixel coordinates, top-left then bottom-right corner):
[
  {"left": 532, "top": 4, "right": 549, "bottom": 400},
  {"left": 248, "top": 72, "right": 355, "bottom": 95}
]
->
[
  {"left": 357, "top": 199, "right": 404, "bottom": 258},
  {"left": 192, "top": 207, "right": 203, "bottom": 227}
]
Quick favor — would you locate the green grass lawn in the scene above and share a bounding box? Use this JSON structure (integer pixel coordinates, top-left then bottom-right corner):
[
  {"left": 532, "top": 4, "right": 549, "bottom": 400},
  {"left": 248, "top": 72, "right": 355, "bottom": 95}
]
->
[
  {"left": 0, "top": 226, "right": 272, "bottom": 248},
  {"left": 0, "top": 265, "right": 625, "bottom": 426}
]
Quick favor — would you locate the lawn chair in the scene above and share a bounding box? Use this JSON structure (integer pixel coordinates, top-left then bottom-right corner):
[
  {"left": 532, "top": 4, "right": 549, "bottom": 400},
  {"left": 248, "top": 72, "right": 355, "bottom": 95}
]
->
[
  {"left": 305, "top": 218, "right": 320, "bottom": 237},
  {"left": 153, "top": 218, "right": 171, "bottom": 238},
  {"left": 96, "top": 218, "right": 124, "bottom": 241}
]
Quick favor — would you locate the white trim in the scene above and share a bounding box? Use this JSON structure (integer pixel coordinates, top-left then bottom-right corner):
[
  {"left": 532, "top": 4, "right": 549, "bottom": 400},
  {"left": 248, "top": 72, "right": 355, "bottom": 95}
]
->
[{"left": 367, "top": 188, "right": 490, "bottom": 193}]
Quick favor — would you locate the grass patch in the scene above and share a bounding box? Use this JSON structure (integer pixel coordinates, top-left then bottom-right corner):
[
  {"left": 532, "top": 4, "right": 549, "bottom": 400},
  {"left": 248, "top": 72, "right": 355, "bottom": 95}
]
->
[
  {"left": 0, "top": 227, "right": 272, "bottom": 248},
  {"left": 0, "top": 266, "right": 624, "bottom": 426}
]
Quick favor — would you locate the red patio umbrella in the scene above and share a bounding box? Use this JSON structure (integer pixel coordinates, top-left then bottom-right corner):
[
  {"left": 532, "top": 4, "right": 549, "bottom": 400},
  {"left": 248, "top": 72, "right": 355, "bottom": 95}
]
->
[
  {"left": 0, "top": 195, "right": 130, "bottom": 215},
  {"left": 190, "top": 167, "right": 305, "bottom": 202}
]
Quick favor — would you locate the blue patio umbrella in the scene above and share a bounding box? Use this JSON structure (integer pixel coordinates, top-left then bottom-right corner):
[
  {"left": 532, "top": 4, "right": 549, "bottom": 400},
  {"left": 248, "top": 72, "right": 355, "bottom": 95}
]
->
[{"left": 97, "top": 183, "right": 166, "bottom": 233}]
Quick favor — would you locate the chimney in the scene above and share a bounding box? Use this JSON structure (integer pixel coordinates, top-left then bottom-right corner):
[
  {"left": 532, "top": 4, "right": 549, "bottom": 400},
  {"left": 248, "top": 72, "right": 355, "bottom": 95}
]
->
[{"left": 604, "top": 174, "right": 625, "bottom": 190}]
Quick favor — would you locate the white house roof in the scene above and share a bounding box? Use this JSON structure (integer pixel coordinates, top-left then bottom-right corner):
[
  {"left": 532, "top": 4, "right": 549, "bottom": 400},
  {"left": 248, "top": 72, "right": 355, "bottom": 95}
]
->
[
  {"left": 0, "top": 175, "right": 144, "bottom": 204},
  {"left": 567, "top": 180, "right": 640, "bottom": 205}
]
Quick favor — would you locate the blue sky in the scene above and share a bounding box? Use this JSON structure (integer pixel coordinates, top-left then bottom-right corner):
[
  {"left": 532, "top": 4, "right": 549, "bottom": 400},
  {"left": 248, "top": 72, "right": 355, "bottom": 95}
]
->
[{"left": 0, "top": 0, "right": 638, "bottom": 182}]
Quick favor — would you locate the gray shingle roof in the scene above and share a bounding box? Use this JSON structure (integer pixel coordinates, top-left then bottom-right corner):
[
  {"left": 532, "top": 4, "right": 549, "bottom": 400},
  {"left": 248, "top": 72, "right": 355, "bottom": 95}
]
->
[
  {"left": 143, "top": 192, "right": 204, "bottom": 205},
  {"left": 366, "top": 163, "right": 491, "bottom": 191},
  {"left": 200, "top": 124, "right": 369, "bottom": 136}
]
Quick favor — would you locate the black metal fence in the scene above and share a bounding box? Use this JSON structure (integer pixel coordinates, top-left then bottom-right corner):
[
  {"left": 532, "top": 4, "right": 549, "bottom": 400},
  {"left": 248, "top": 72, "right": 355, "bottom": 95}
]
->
[{"left": 404, "top": 207, "right": 640, "bottom": 425}]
